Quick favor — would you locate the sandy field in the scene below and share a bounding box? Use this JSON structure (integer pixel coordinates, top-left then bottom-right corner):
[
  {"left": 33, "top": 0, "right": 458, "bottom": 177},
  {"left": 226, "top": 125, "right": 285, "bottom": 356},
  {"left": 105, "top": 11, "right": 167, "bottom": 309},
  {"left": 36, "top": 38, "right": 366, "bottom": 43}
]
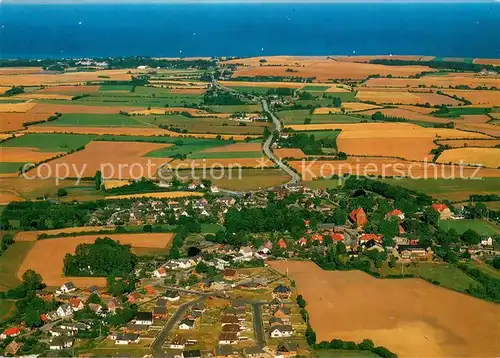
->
[
  {"left": 473, "top": 58, "right": 500, "bottom": 66},
  {"left": 269, "top": 261, "right": 500, "bottom": 358},
  {"left": 0, "top": 67, "right": 43, "bottom": 75},
  {"left": 37, "top": 85, "right": 101, "bottom": 94},
  {"left": 0, "top": 190, "right": 24, "bottom": 205},
  {"left": 0, "top": 69, "right": 133, "bottom": 86},
  {"left": 356, "top": 90, "right": 460, "bottom": 106},
  {"left": 0, "top": 102, "right": 37, "bottom": 113},
  {"left": 225, "top": 56, "right": 434, "bottom": 80},
  {"left": 397, "top": 105, "right": 435, "bottom": 114},
  {"left": 436, "top": 139, "right": 500, "bottom": 148},
  {"left": 1, "top": 112, "right": 51, "bottom": 132},
  {"left": 15, "top": 226, "right": 115, "bottom": 242},
  {"left": 1, "top": 147, "right": 62, "bottom": 163},
  {"left": 455, "top": 122, "right": 500, "bottom": 138},
  {"left": 460, "top": 114, "right": 492, "bottom": 123},
  {"left": 200, "top": 142, "right": 262, "bottom": 153},
  {"left": 437, "top": 147, "right": 500, "bottom": 168},
  {"left": 359, "top": 108, "right": 449, "bottom": 124},
  {"left": 274, "top": 148, "right": 306, "bottom": 158},
  {"left": 18, "top": 233, "right": 175, "bottom": 287},
  {"left": 34, "top": 141, "right": 173, "bottom": 179},
  {"left": 105, "top": 191, "right": 204, "bottom": 200},
  {"left": 341, "top": 102, "right": 382, "bottom": 112},
  {"left": 289, "top": 158, "right": 500, "bottom": 180},
  {"left": 442, "top": 90, "right": 500, "bottom": 106},
  {"left": 103, "top": 179, "right": 130, "bottom": 190},
  {"left": 23, "top": 125, "right": 256, "bottom": 140},
  {"left": 313, "top": 107, "right": 342, "bottom": 115},
  {"left": 365, "top": 76, "right": 500, "bottom": 89},
  {"left": 14, "top": 93, "right": 74, "bottom": 101}
]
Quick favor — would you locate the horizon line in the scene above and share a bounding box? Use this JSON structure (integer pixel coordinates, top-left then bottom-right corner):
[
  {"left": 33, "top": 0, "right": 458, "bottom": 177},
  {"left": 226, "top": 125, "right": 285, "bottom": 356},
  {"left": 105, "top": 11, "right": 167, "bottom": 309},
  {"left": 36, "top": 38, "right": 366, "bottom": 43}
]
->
[{"left": 3, "top": 0, "right": 497, "bottom": 4}]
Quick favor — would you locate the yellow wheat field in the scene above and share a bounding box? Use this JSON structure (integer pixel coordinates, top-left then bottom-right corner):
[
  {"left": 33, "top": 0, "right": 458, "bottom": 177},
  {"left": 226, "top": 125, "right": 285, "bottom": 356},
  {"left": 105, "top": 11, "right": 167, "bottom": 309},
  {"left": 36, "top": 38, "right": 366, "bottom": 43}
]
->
[{"left": 437, "top": 148, "right": 500, "bottom": 168}]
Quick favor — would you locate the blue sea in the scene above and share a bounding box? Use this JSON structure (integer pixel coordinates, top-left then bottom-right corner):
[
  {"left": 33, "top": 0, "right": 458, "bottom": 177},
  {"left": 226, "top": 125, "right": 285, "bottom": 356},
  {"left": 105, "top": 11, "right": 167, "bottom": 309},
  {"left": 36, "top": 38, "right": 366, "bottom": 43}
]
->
[{"left": 0, "top": 2, "right": 499, "bottom": 59}]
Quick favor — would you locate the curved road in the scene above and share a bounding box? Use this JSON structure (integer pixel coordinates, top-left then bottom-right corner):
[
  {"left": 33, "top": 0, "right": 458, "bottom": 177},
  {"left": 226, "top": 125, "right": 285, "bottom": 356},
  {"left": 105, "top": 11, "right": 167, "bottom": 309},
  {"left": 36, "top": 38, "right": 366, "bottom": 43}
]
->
[{"left": 261, "top": 100, "right": 301, "bottom": 184}]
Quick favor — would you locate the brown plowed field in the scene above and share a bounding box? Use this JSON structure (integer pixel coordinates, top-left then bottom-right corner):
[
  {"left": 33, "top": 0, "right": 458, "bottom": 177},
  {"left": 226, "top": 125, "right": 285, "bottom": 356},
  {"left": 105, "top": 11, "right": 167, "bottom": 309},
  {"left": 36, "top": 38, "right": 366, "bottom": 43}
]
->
[
  {"left": 200, "top": 142, "right": 262, "bottom": 153},
  {"left": 220, "top": 80, "right": 306, "bottom": 88},
  {"left": 289, "top": 158, "right": 500, "bottom": 180},
  {"left": 29, "top": 103, "right": 140, "bottom": 114},
  {"left": 0, "top": 67, "right": 43, "bottom": 75},
  {"left": 0, "top": 190, "right": 24, "bottom": 205},
  {"left": 15, "top": 226, "right": 115, "bottom": 242},
  {"left": 365, "top": 76, "right": 500, "bottom": 89},
  {"left": 473, "top": 58, "right": 500, "bottom": 66},
  {"left": 1, "top": 147, "right": 62, "bottom": 163},
  {"left": 105, "top": 191, "right": 204, "bottom": 200},
  {"left": 1, "top": 112, "right": 50, "bottom": 132},
  {"left": 35, "top": 141, "right": 173, "bottom": 179},
  {"left": 269, "top": 260, "right": 500, "bottom": 358},
  {"left": 0, "top": 69, "right": 132, "bottom": 86},
  {"left": 169, "top": 88, "right": 206, "bottom": 94},
  {"left": 18, "top": 233, "right": 175, "bottom": 287},
  {"left": 0, "top": 102, "right": 37, "bottom": 113},
  {"left": 359, "top": 108, "right": 449, "bottom": 124},
  {"left": 169, "top": 158, "right": 273, "bottom": 169},
  {"left": 14, "top": 93, "right": 73, "bottom": 101},
  {"left": 356, "top": 90, "right": 461, "bottom": 105},
  {"left": 442, "top": 90, "right": 500, "bottom": 106},
  {"left": 274, "top": 148, "right": 306, "bottom": 158}
]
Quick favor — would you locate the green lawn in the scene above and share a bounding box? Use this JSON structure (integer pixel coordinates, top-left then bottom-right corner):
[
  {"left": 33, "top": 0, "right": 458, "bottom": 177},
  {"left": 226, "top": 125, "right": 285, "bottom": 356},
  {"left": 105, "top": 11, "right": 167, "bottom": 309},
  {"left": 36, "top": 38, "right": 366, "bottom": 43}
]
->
[
  {"left": 225, "top": 86, "right": 272, "bottom": 95},
  {"left": 300, "top": 85, "right": 331, "bottom": 92},
  {"left": 0, "top": 242, "right": 35, "bottom": 291},
  {"left": 39, "top": 113, "right": 147, "bottom": 127},
  {"left": 0, "top": 162, "right": 24, "bottom": 174},
  {"left": 99, "top": 84, "right": 132, "bottom": 92},
  {"left": 302, "top": 130, "right": 342, "bottom": 140},
  {"left": 277, "top": 109, "right": 311, "bottom": 124},
  {"left": 379, "top": 262, "right": 478, "bottom": 293},
  {"left": 144, "top": 138, "right": 232, "bottom": 157},
  {"left": 2, "top": 133, "right": 96, "bottom": 152},
  {"left": 439, "top": 219, "right": 499, "bottom": 235},
  {"left": 188, "top": 151, "right": 263, "bottom": 159},
  {"left": 432, "top": 107, "right": 489, "bottom": 118}
]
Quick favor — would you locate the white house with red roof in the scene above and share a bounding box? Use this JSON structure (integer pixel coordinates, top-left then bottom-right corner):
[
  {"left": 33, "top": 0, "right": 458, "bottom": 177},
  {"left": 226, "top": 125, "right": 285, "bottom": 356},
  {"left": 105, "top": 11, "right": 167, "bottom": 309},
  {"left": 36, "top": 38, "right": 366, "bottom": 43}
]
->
[
  {"left": 0, "top": 328, "right": 20, "bottom": 340},
  {"left": 386, "top": 209, "right": 405, "bottom": 220},
  {"left": 359, "top": 233, "right": 383, "bottom": 244},
  {"left": 277, "top": 239, "right": 288, "bottom": 249}
]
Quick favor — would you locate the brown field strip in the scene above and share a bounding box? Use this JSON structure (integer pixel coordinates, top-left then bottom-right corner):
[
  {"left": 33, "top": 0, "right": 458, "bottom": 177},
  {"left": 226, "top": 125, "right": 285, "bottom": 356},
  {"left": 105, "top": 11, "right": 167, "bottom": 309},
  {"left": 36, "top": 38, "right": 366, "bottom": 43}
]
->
[
  {"left": 1, "top": 147, "right": 62, "bottom": 163},
  {"left": 289, "top": 158, "right": 500, "bottom": 180},
  {"left": 359, "top": 108, "right": 449, "bottom": 123},
  {"left": 0, "top": 102, "right": 37, "bottom": 113},
  {"left": 313, "top": 107, "right": 341, "bottom": 115},
  {"left": 0, "top": 190, "right": 24, "bottom": 205},
  {"left": 225, "top": 56, "right": 434, "bottom": 80},
  {"left": 333, "top": 55, "right": 427, "bottom": 63},
  {"left": 14, "top": 93, "right": 74, "bottom": 101},
  {"left": 436, "top": 139, "right": 500, "bottom": 148},
  {"left": 0, "top": 69, "right": 133, "bottom": 86},
  {"left": 169, "top": 88, "right": 206, "bottom": 94},
  {"left": 365, "top": 76, "right": 500, "bottom": 89},
  {"left": 459, "top": 114, "right": 492, "bottom": 124},
  {"left": 341, "top": 102, "right": 382, "bottom": 112},
  {"left": 15, "top": 226, "right": 115, "bottom": 242},
  {"left": 0, "top": 67, "right": 43, "bottom": 75},
  {"left": 473, "top": 58, "right": 500, "bottom": 66},
  {"left": 1, "top": 112, "right": 50, "bottom": 132},
  {"left": 37, "top": 85, "right": 100, "bottom": 94},
  {"left": 169, "top": 157, "right": 274, "bottom": 169},
  {"left": 274, "top": 148, "right": 306, "bottom": 158},
  {"left": 103, "top": 179, "right": 130, "bottom": 190},
  {"left": 34, "top": 141, "right": 172, "bottom": 179},
  {"left": 397, "top": 105, "right": 435, "bottom": 114},
  {"left": 269, "top": 261, "right": 500, "bottom": 358},
  {"left": 442, "top": 90, "right": 500, "bottom": 106},
  {"left": 455, "top": 123, "right": 500, "bottom": 138},
  {"left": 18, "top": 233, "right": 175, "bottom": 287},
  {"left": 356, "top": 90, "right": 461, "bottom": 105},
  {"left": 220, "top": 80, "right": 307, "bottom": 89},
  {"left": 105, "top": 191, "right": 204, "bottom": 200},
  {"left": 437, "top": 147, "right": 500, "bottom": 168}
]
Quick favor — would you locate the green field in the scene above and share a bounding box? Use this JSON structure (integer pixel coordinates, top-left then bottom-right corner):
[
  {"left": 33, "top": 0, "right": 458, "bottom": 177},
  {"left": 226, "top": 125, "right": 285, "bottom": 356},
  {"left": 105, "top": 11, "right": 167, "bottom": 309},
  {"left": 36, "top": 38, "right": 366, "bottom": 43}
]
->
[
  {"left": 433, "top": 107, "right": 489, "bottom": 118},
  {"left": 296, "top": 92, "right": 357, "bottom": 104},
  {"left": 300, "top": 85, "right": 331, "bottom": 92},
  {"left": 0, "top": 242, "right": 35, "bottom": 291},
  {"left": 189, "top": 151, "right": 263, "bottom": 159},
  {"left": 302, "top": 130, "right": 342, "bottom": 140},
  {"left": 207, "top": 104, "right": 262, "bottom": 113},
  {"left": 99, "top": 84, "right": 132, "bottom": 92},
  {"left": 311, "top": 114, "right": 365, "bottom": 123},
  {"left": 277, "top": 109, "right": 311, "bottom": 124},
  {"left": 439, "top": 219, "right": 499, "bottom": 235},
  {"left": 226, "top": 86, "right": 273, "bottom": 95},
  {"left": 40, "top": 113, "right": 147, "bottom": 127},
  {"left": 0, "top": 162, "right": 24, "bottom": 174},
  {"left": 381, "top": 178, "right": 500, "bottom": 202},
  {"left": 2, "top": 133, "right": 96, "bottom": 152},
  {"left": 0, "top": 300, "right": 14, "bottom": 319},
  {"left": 379, "top": 262, "right": 478, "bottom": 293},
  {"left": 144, "top": 137, "right": 232, "bottom": 157}
]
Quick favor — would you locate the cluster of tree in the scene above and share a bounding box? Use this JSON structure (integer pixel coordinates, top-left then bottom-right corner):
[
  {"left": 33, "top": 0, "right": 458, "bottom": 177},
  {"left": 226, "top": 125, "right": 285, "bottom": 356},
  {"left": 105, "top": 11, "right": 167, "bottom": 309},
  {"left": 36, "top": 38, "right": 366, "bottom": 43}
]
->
[
  {"left": 72, "top": 93, "right": 90, "bottom": 101},
  {"left": 1, "top": 200, "right": 106, "bottom": 230},
  {"left": 63, "top": 238, "right": 138, "bottom": 277},
  {"left": 457, "top": 263, "right": 500, "bottom": 303},
  {"left": 430, "top": 144, "right": 451, "bottom": 162},
  {"left": 266, "top": 88, "right": 295, "bottom": 96},
  {"left": 3, "top": 86, "right": 24, "bottom": 97},
  {"left": 105, "top": 57, "right": 215, "bottom": 70},
  {"left": 469, "top": 194, "right": 500, "bottom": 202},
  {"left": 168, "top": 225, "right": 190, "bottom": 259},
  {"left": 314, "top": 339, "right": 398, "bottom": 358},
  {"left": 279, "top": 132, "right": 337, "bottom": 155},
  {"left": 203, "top": 88, "right": 244, "bottom": 105},
  {"left": 105, "top": 178, "right": 164, "bottom": 195},
  {"left": 369, "top": 58, "right": 499, "bottom": 72},
  {"left": 0, "top": 232, "right": 14, "bottom": 255},
  {"left": 371, "top": 111, "right": 406, "bottom": 122}
]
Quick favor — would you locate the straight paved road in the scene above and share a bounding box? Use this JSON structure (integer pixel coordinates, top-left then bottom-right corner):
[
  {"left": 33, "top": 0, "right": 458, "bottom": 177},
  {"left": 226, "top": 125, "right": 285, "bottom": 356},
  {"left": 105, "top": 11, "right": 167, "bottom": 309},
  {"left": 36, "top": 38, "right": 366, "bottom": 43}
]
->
[{"left": 251, "top": 303, "right": 266, "bottom": 348}]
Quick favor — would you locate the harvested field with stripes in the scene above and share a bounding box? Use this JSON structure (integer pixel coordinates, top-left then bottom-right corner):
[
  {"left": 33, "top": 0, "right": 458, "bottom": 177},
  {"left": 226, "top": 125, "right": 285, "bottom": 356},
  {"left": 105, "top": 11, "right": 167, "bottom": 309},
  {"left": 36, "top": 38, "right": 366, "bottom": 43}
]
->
[
  {"left": 365, "top": 76, "right": 500, "bottom": 89},
  {"left": 437, "top": 147, "right": 500, "bottom": 168},
  {"left": 0, "top": 102, "right": 37, "bottom": 113},
  {"left": 436, "top": 139, "right": 500, "bottom": 148},
  {"left": 356, "top": 90, "right": 461, "bottom": 106},
  {"left": 1, "top": 147, "right": 62, "bottom": 163}
]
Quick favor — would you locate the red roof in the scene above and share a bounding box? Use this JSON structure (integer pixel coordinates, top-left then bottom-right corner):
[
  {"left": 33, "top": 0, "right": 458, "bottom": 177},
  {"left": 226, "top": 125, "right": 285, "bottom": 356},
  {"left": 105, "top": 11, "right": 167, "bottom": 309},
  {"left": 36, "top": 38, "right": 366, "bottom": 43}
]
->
[
  {"left": 297, "top": 238, "right": 308, "bottom": 246},
  {"left": 145, "top": 285, "right": 157, "bottom": 295},
  {"left": 277, "top": 239, "right": 288, "bottom": 249},
  {"left": 311, "top": 234, "right": 323, "bottom": 242},
  {"left": 3, "top": 328, "right": 20, "bottom": 336},
  {"left": 330, "top": 233, "right": 345, "bottom": 242},
  {"left": 69, "top": 298, "right": 82, "bottom": 308},
  {"left": 40, "top": 314, "right": 47, "bottom": 322},
  {"left": 304, "top": 219, "right": 310, "bottom": 227},
  {"left": 432, "top": 203, "right": 449, "bottom": 212},
  {"left": 359, "top": 234, "right": 383, "bottom": 243},
  {"left": 399, "top": 225, "right": 406, "bottom": 234},
  {"left": 349, "top": 208, "right": 368, "bottom": 227},
  {"left": 387, "top": 209, "right": 404, "bottom": 217}
]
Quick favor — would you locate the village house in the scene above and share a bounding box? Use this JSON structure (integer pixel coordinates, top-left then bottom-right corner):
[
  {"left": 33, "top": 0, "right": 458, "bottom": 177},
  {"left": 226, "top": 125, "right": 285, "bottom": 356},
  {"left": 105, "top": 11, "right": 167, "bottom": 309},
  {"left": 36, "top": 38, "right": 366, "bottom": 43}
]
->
[
  {"left": 214, "top": 345, "right": 236, "bottom": 358},
  {"left": 349, "top": 208, "right": 368, "bottom": 228},
  {"left": 270, "top": 325, "right": 293, "bottom": 338},
  {"left": 269, "top": 317, "right": 284, "bottom": 327},
  {"left": 4, "top": 341, "right": 22, "bottom": 355},
  {"left": 432, "top": 203, "right": 452, "bottom": 220},
  {"left": 359, "top": 233, "right": 383, "bottom": 244},
  {"left": 164, "top": 290, "right": 181, "bottom": 302},
  {"left": 273, "top": 285, "right": 291, "bottom": 299},
  {"left": 69, "top": 298, "right": 84, "bottom": 312},
  {"left": 128, "top": 292, "right": 142, "bottom": 303},
  {"left": 115, "top": 333, "right": 140, "bottom": 345},
  {"left": 218, "top": 196, "right": 236, "bottom": 206},
  {"left": 36, "top": 290, "right": 55, "bottom": 301},
  {"left": 481, "top": 237, "right": 494, "bottom": 247},
  {"left": 219, "top": 332, "right": 239, "bottom": 345},
  {"left": 89, "top": 303, "right": 104, "bottom": 315},
  {"left": 231, "top": 299, "right": 247, "bottom": 310},
  {"left": 221, "top": 315, "right": 240, "bottom": 325},
  {"left": 179, "top": 319, "right": 196, "bottom": 330},
  {"left": 0, "top": 328, "right": 20, "bottom": 340},
  {"left": 243, "top": 346, "right": 267, "bottom": 358},
  {"left": 223, "top": 269, "right": 238, "bottom": 281},
  {"left": 273, "top": 306, "right": 291, "bottom": 319},
  {"left": 386, "top": 209, "right": 405, "bottom": 220},
  {"left": 275, "top": 342, "right": 298, "bottom": 358},
  {"left": 397, "top": 245, "right": 431, "bottom": 261},
  {"left": 153, "top": 306, "right": 168, "bottom": 319},
  {"left": 169, "top": 336, "right": 187, "bottom": 350},
  {"left": 106, "top": 299, "right": 122, "bottom": 314},
  {"left": 183, "top": 349, "right": 202, "bottom": 358},
  {"left": 49, "top": 336, "right": 74, "bottom": 350},
  {"left": 277, "top": 238, "right": 288, "bottom": 249},
  {"left": 133, "top": 312, "right": 153, "bottom": 326},
  {"left": 56, "top": 304, "right": 74, "bottom": 318},
  {"left": 57, "top": 282, "right": 76, "bottom": 295},
  {"left": 192, "top": 302, "right": 206, "bottom": 313},
  {"left": 49, "top": 327, "right": 74, "bottom": 337}
]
